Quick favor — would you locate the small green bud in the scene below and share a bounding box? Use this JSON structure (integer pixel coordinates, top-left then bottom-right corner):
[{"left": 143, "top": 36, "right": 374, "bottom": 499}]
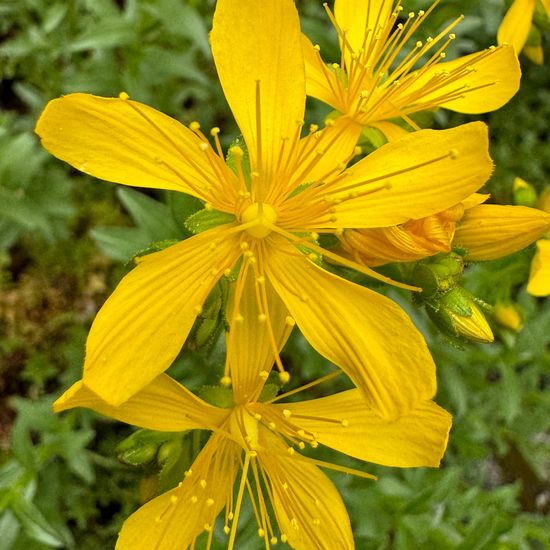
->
[
  {"left": 513, "top": 177, "right": 538, "bottom": 208},
  {"left": 426, "top": 287, "right": 494, "bottom": 343},
  {"left": 116, "top": 429, "right": 172, "bottom": 467},
  {"left": 157, "top": 438, "right": 184, "bottom": 469}
]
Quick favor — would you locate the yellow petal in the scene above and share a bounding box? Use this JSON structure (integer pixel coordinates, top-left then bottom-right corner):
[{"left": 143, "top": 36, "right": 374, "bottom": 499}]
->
[
  {"left": 454, "top": 205, "right": 550, "bottom": 261},
  {"left": 403, "top": 45, "right": 521, "bottom": 115},
  {"left": 370, "top": 121, "right": 409, "bottom": 143},
  {"left": 527, "top": 240, "right": 550, "bottom": 297},
  {"left": 35, "top": 94, "right": 233, "bottom": 207},
  {"left": 280, "top": 390, "right": 452, "bottom": 468},
  {"left": 497, "top": 0, "right": 536, "bottom": 53},
  {"left": 84, "top": 226, "right": 241, "bottom": 406},
  {"left": 523, "top": 45, "right": 544, "bottom": 64},
  {"left": 227, "top": 266, "right": 290, "bottom": 402},
  {"left": 54, "top": 375, "right": 227, "bottom": 431},
  {"left": 334, "top": 0, "right": 392, "bottom": 65},
  {"left": 117, "top": 435, "right": 240, "bottom": 549},
  {"left": 258, "top": 430, "right": 353, "bottom": 550},
  {"left": 302, "top": 34, "right": 341, "bottom": 111},
  {"left": 285, "top": 116, "right": 362, "bottom": 195},
  {"left": 321, "top": 122, "right": 492, "bottom": 228},
  {"left": 211, "top": 0, "right": 305, "bottom": 186},
  {"left": 264, "top": 236, "right": 436, "bottom": 419}
]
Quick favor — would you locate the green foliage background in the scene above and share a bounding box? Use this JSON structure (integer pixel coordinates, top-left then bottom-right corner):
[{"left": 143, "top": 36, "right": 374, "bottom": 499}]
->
[{"left": 1, "top": 0, "right": 549, "bottom": 548}]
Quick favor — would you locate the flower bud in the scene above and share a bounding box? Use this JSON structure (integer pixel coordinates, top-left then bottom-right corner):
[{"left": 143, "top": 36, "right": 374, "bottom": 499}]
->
[
  {"left": 413, "top": 253, "right": 463, "bottom": 298},
  {"left": 426, "top": 287, "right": 494, "bottom": 343},
  {"left": 116, "top": 429, "right": 163, "bottom": 467},
  {"left": 493, "top": 303, "right": 524, "bottom": 332},
  {"left": 513, "top": 177, "right": 538, "bottom": 208}
]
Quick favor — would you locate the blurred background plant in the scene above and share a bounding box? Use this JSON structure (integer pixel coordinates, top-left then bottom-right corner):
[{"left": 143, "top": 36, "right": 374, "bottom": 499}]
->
[{"left": 0, "top": 0, "right": 549, "bottom": 548}]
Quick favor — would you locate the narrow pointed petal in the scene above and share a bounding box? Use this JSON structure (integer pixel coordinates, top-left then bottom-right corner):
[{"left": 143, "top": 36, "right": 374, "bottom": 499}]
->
[
  {"left": 527, "top": 240, "right": 550, "bottom": 297},
  {"left": 264, "top": 237, "right": 436, "bottom": 419},
  {"left": 84, "top": 227, "right": 241, "bottom": 405},
  {"left": 280, "top": 390, "right": 452, "bottom": 468},
  {"left": 117, "top": 436, "right": 240, "bottom": 550},
  {"left": 497, "top": 0, "right": 536, "bottom": 53},
  {"left": 35, "top": 94, "right": 233, "bottom": 207},
  {"left": 54, "top": 375, "right": 227, "bottom": 431},
  {"left": 285, "top": 116, "right": 362, "bottom": 194},
  {"left": 454, "top": 205, "right": 550, "bottom": 261},
  {"left": 259, "top": 431, "right": 353, "bottom": 550},
  {"left": 318, "top": 122, "right": 492, "bottom": 228},
  {"left": 211, "top": 0, "right": 305, "bottom": 185},
  {"left": 228, "top": 266, "right": 291, "bottom": 402},
  {"left": 404, "top": 45, "right": 521, "bottom": 114},
  {"left": 302, "top": 34, "right": 341, "bottom": 110},
  {"left": 334, "top": 0, "right": 392, "bottom": 61}
]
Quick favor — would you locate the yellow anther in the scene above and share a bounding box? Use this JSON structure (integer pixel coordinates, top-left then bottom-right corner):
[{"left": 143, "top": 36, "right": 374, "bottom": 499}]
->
[
  {"left": 259, "top": 370, "right": 269, "bottom": 380},
  {"left": 170, "top": 495, "right": 178, "bottom": 504},
  {"left": 184, "top": 469, "right": 192, "bottom": 477},
  {"left": 235, "top": 314, "right": 244, "bottom": 323},
  {"left": 240, "top": 242, "right": 249, "bottom": 251},
  {"left": 229, "top": 145, "right": 244, "bottom": 158},
  {"left": 200, "top": 479, "right": 207, "bottom": 489},
  {"left": 281, "top": 534, "right": 288, "bottom": 543},
  {"left": 256, "top": 275, "right": 265, "bottom": 285},
  {"left": 194, "top": 305, "right": 203, "bottom": 315},
  {"left": 282, "top": 482, "right": 289, "bottom": 490},
  {"left": 310, "top": 440, "right": 319, "bottom": 448},
  {"left": 287, "top": 447, "right": 295, "bottom": 455},
  {"left": 331, "top": 63, "right": 340, "bottom": 69},
  {"left": 220, "top": 376, "right": 232, "bottom": 387},
  {"left": 204, "top": 202, "right": 213, "bottom": 211},
  {"left": 224, "top": 526, "right": 231, "bottom": 535},
  {"left": 283, "top": 409, "right": 292, "bottom": 418},
  {"left": 254, "top": 413, "right": 262, "bottom": 421},
  {"left": 118, "top": 91, "right": 130, "bottom": 100},
  {"left": 210, "top": 127, "right": 220, "bottom": 136},
  {"left": 314, "top": 44, "right": 320, "bottom": 51},
  {"left": 189, "top": 121, "right": 200, "bottom": 131},
  {"left": 258, "top": 529, "right": 265, "bottom": 538},
  {"left": 206, "top": 498, "right": 214, "bottom": 507},
  {"left": 341, "top": 419, "right": 349, "bottom": 427},
  {"left": 238, "top": 190, "right": 251, "bottom": 198},
  {"left": 223, "top": 268, "right": 231, "bottom": 277},
  {"left": 268, "top": 422, "right": 276, "bottom": 430},
  {"left": 309, "top": 123, "right": 319, "bottom": 133},
  {"left": 199, "top": 142, "right": 208, "bottom": 152},
  {"left": 285, "top": 316, "right": 296, "bottom": 327},
  {"left": 313, "top": 518, "right": 320, "bottom": 526},
  {"left": 191, "top": 495, "right": 198, "bottom": 503},
  {"left": 298, "top": 442, "right": 305, "bottom": 450},
  {"left": 270, "top": 537, "right": 278, "bottom": 544},
  {"left": 449, "top": 33, "right": 456, "bottom": 39},
  {"left": 308, "top": 253, "right": 318, "bottom": 262},
  {"left": 416, "top": 41, "right": 423, "bottom": 48},
  {"left": 204, "top": 523, "right": 211, "bottom": 532},
  {"left": 249, "top": 450, "right": 257, "bottom": 457},
  {"left": 279, "top": 371, "right": 290, "bottom": 384},
  {"left": 258, "top": 313, "right": 267, "bottom": 323}
]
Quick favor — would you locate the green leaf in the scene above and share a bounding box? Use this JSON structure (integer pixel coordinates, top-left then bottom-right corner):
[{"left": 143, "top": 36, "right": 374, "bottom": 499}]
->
[
  {"left": 11, "top": 498, "right": 66, "bottom": 548},
  {"left": 90, "top": 226, "right": 149, "bottom": 262},
  {"left": 0, "top": 509, "right": 20, "bottom": 550},
  {"left": 117, "top": 187, "right": 182, "bottom": 240},
  {"left": 68, "top": 19, "right": 137, "bottom": 52}
]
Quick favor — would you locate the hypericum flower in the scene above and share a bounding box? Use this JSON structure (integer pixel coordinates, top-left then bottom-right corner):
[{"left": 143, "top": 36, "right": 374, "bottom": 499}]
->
[
  {"left": 54, "top": 361, "right": 451, "bottom": 549},
  {"left": 303, "top": 0, "right": 521, "bottom": 140},
  {"left": 527, "top": 187, "right": 550, "bottom": 296},
  {"left": 339, "top": 194, "right": 550, "bottom": 266},
  {"left": 36, "top": 0, "right": 493, "bottom": 418},
  {"left": 493, "top": 302, "right": 524, "bottom": 332},
  {"left": 498, "top": 0, "right": 550, "bottom": 64}
]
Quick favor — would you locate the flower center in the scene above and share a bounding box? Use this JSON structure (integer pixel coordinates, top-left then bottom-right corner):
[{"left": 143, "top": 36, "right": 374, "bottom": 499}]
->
[{"left": 241, "top": 203, "right": 277, "bottom": 239}]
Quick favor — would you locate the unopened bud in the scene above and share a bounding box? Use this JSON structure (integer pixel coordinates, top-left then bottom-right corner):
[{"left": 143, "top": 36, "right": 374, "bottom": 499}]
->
[
  {"left": 413, "top": 253, "right": 463, "bottom": 298},
  {"left": 513, "top": 177, "right": 538, "bottom": 208},
  {"left": 426, "top": 287, "right": 494, "bottom": 343},
  {"left": 493, "top": 303, "right": 524, "bottom": 332},
  {"left": 537, "top": 187, "right": 550, "bottom": 215},
  {"left": 116, "top": 429, "right": 167, "bottom": 467}
]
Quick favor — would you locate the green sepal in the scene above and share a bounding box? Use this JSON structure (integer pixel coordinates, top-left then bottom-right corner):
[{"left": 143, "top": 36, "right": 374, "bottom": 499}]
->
[
  {"left": 259, "top": 383, "right": 280, "bottom": 402},
  {"left": 185, "top": 208, "right": 236, "bottom": 235},
  {"left": 128, "top": 239, "right": 179, "bottom": 265},
  {"left": 197, "top": 385, "right": 234, "bottom": 408}
]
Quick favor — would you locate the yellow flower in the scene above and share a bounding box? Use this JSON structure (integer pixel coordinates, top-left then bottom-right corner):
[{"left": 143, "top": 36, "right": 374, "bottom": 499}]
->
[
  {"left": 303, "top": 0, "right": 521, "bottom": 141},
  {"left": 54, "top": 359, "right": 451, "bottom": 549},
  {"left": 527, "top": 188, "right": 550, "bottom": 296},
  {"left": 493, "top": 302, "right": 524, "bottom": 332},
  {"left": 36, "top": 0, "right": 493, "bottom": 419},
  {"left": 340, "top": 194, "right": 550, "bottom": 266},
  {"left": 498, "top": 0, "right": 550, "bottom": 64}
]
